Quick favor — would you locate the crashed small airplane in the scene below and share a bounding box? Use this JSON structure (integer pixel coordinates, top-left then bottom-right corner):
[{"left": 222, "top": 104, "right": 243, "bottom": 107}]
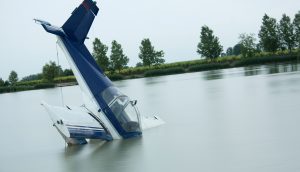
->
[{"left": 35, "top": 0, "right": 163, "bottom": 145}]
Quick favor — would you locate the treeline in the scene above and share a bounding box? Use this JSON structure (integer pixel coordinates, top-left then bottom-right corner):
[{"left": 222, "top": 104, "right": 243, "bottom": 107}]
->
[
  {"left": 0, "top": 70, "right": 50, "bottom": 93},
  {"left": 1, "top": 11, "right": 300, "bottom": 93},
  {"left": 92, "top": 11, "right": 300, "bottom": 72},
  {"left": 92, "top": 38, "right": 165, "bottom": 72},
  {"left": 0, "top": 71, "right": 18, "bottom": 87},
  {"left": 0, "top": 62, "right": 74, "bottom": 93},
  {"left": 198, "top": 12, "right": 300, "bottom": 59}
]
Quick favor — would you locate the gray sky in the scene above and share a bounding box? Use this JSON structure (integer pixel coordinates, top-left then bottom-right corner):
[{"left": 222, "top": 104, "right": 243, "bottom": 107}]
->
[{"left": 0, "top": 0, "right": 299, "bottom": 79}]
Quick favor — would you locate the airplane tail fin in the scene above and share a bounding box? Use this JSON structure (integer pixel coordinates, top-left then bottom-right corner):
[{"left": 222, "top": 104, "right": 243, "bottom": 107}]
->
[{"left": 62, "top": 0, "right": 99, "bottom": 43}]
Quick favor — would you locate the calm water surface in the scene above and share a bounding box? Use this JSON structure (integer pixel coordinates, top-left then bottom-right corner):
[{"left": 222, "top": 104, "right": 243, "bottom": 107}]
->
[{"left": 1, "top": 63, "right": 300, "bottom": 172}]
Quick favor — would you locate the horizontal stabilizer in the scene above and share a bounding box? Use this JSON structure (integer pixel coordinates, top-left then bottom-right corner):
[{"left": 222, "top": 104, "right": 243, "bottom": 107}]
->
[
  {"left": 34, "top": 19, "right": 51, "bottom": 26},
  {"left": 141, "top": 115, "right": 165, "bottom": 130},
  {"left": 34, "top": 19, "right": 66, "bottom": 37}
]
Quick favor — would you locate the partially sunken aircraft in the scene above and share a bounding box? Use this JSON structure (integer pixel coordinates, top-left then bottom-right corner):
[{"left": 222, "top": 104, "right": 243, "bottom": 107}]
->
[{"left": 35, "top": 0, "right": 163, "bottom": 145}]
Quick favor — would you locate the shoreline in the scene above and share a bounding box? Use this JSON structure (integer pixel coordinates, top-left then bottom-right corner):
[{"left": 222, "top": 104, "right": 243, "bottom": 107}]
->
[{"left": 1, "top": 54, "right": 299, "bottom": 94}]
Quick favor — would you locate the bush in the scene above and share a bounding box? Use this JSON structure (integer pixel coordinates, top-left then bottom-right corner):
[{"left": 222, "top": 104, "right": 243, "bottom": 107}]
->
[
  {"left": 235, "top": 55, "right": 297, "bottom": 67},
  {"left": 144, "top": 67, "right": 185, "bottom": 77},
  {"left": 119, "top": 59, "right": 206, "bottom": 76},
  {"left": 0, "top": 86, "right": 35, "bottom": 93},
  {"left": 188, "top": 63, "right": 230, "bottom": 72},
  {"left": 0, "top": 87, "right": 11, "bottom": 93},
  {"left": 16, "top": 80, "right": 44, "bottom": 86},
  {"left": 54, "top": 76, "right": 76, "bottom": 83},
  {"left": 0, "top": 83, "right": 55, "bottom": 94},
  {"left": 107, "top": 74, "right": 124, "bottom": 81},
  {"left": 34, "top": 83, "right": 55, "bottom": 89}
]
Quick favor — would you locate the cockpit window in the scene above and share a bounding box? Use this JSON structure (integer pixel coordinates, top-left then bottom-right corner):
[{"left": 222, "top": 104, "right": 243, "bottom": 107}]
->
[
  {"left": 101, "top": 87, "right": 141, "bottom": 133},
  {"left": 101, "top": 87, "right": 123, "bottom": 105},
  {"left": 109, "top": 96, "right": 141, "bottom": 132}
]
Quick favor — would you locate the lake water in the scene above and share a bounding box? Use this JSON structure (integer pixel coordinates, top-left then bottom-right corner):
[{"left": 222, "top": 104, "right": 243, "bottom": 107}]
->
[{"left": 1, "top": 63, "right": 300, "bottom": 172}]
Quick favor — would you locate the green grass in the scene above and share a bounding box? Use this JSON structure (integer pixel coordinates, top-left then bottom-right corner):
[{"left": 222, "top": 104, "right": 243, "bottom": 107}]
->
[
  {"left": 16, "top": 79, "right": 44, "bottom": 86},
  {"left": 54, "top": 76, "right": 77, "bottom": 83}
]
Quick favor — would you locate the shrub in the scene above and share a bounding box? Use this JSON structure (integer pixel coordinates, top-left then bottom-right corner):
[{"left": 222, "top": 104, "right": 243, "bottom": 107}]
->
[
  {"left": 34, "top": 83, "right": 55, "bottom": 89},
  {"left": 144, "top": 67, "right": 185, "bottom": 77},
  {"left": 16, "top": 80, "right": 44, "bottom": 86},
  {"left": 0, "top": 86, "right": 35, "bottom": 93},
  {"left": 188, "top": 63, "right": 230, "bottom": 72},
  {"left": 107, "top": 74, "right": 124, "bottom": 81},
  {"left": 235, "top": 55, "right": 297, "bottom": 66},
  {"left": 54, "top": 76, "right": 76, "bottom": 83},
  {"left": 0, "top": 87, "right": 11, "bottom": 93}
]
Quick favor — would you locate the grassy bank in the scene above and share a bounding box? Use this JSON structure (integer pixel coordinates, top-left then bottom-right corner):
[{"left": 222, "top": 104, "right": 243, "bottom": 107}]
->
[
  {"left": 1, "top": 50, "right": 299, "bottom": 94},
  {"left": 0, "top": 83, "right": 55, "bottom": 94},
  {"left": 114, "top": 50, "right": 300, "bottom": 78},
  {"left": 36, "top": 52, "right": 300, "bottom": 81},
  {"left": 117, "top": 51, "right": 300, "bottom": 78}
]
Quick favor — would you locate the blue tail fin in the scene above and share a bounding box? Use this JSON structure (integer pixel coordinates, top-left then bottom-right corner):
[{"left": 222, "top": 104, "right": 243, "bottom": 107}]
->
[{"left": 62, "top": 0, "right": 99, "bottom": 43}]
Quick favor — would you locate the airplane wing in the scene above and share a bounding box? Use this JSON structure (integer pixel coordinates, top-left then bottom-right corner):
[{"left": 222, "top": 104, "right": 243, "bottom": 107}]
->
[{"left": 42, "top": 102, "right": 112, "bottom": 144}]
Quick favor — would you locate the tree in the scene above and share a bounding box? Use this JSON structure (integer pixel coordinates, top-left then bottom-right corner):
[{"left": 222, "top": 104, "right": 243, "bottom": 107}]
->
[
  {"left": 197, "top": 26, "right": 223, "bottom": 59},
  {"left": 92, "top": 38, "right": 110, "bottom": 71},
  {"left": 4, "top": 81, "right": 10, "bottom": 87},
  {"left": 62, "top": 69, "right": 73, "bottom": 76},
  {"left": 258, "top": 14, "right": 280, "bottom": 52},
  {"left": 0, "top": 78, "right": 4, "bottom": 87},
  {"left": 110, "top": 40, "right": 129, "bottom": 72},
  {"left": 294, "top": 11, "right": 300, "bottom": 48},
  {"left": 21, "top": 74, "right": 43, "bottom": 81},
  {"left": 233, "top": 43, "right": 243, "bottom": 56},
  {"left": 8, "top": 71, "right": 18, "bottom": 85},
  {"left": 226, "top": 47, "right": 233, "bottom": 56},
  {"left": 239, "top": 33, "right": 257, "bottom": 58},
  {"left": 256, "top": 44, "right": 262, "bottom": 53},
  {"left": 278, "top": 14, "right": 296, "bottom": 52},
  {"left": 139, "top": 38, "right": 165, "bottom": 66},
  {"left": 42, "top": 61, "right": 61, "bottom": 82},
  {"left": 136, "top": 62, "right": 143, "bottom": 67}
]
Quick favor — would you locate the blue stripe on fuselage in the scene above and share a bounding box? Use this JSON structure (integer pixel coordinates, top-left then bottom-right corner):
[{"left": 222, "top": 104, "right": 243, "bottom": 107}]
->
[
  {"left": 66, "top": 124, "right": 104, "bottom": 130},
  {"left": 68, "top": 128, "right": 112, "bottom": 140}
]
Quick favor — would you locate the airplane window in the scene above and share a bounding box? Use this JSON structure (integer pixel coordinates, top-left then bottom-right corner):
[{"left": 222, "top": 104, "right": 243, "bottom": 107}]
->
[{"left": 101, "top": 86, "right": 123, "bottom": 105}]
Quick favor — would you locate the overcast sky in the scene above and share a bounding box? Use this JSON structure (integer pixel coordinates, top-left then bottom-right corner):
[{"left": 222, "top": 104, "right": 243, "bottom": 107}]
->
[{"left": 0, "top": 0, "right": 299, "bottom": 79}]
